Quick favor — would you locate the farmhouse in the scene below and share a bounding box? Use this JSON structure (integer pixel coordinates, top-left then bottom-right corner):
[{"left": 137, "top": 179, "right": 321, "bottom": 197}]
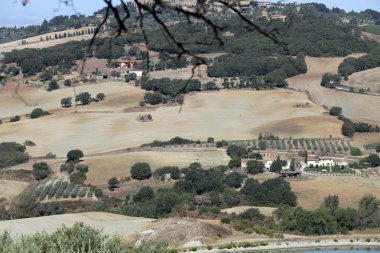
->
[
  {"left": 118, "top": 59, "right": 135, "bottom": 69},
  {"left": 241, "top": 150, "right": 277, "bottom": 170},
  {"left": 257, "top": 1, "right": 275, "bottom": 8},
  {"left": 306, "top": 156, "right": 348, "bottom": 167}
]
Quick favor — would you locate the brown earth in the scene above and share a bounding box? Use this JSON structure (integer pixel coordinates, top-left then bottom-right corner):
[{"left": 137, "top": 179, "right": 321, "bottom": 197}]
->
[
  {"left": 0, "top": 180, "right": 28, "bottom": 201},
  {"left": 221, "top": 206, "right": 277, "bottom": 217},
  {"left": 287, "top": 55, "right": 380, "bottom": 124},
  {"left": 0, "top": 89, "right": 341, "bottom": 157}
]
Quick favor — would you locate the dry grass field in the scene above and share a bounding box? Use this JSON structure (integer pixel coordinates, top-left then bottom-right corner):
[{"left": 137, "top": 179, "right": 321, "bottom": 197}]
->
[
  {"left": 0, "top": 89, "right": 341, "bottom": 157},
  {"left": 0, "top": 26, "right": 96, "bottom": 53},
  {"left": 0, "top": 212, "right": 154, "bottom": 238},
  {"left": 287, "top": 55, "right": 380, "bottom": 124},
  {"left": 0, "top": 180, "right": 28, "bottom": 201},
  {"left": 0, "top": 81, "right": 144, "bottom": 119},
  {"left": 290, "top": 171, "right": 380, "bottom": 210},
  {"left": 343, "top": 67, "right": 380, "bottom": 93},
  {"left": 84, "top": 149, "right": 230, "bottom": 185},
  {"left": 353, "top": 132, "right": 380, "bottom": 149}
]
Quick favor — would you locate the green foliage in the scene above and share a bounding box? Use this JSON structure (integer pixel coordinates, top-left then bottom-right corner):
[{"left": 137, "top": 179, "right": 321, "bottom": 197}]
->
[
  {"left": 96, "top": 93, "right": 105, "bottom": 101},
  {"left": 76, "top": 164, "right": 89, "bottom": 174},
  {"left": 341, "top": 121, "right": 356, "bottom": 137},
  {"left": 70, "top": 172, "right": 87, "bottom": 185},
  {"left": 338, "top": 49, "right": 380, "bottom": 78},
  {"left": 269, "top": 157, "right": 282, "bottom": 173},
  {"left": 289, "top": 158, "right": 296, "bottom": 171},
  {"left": 241, "top": 178, "right": 297, "bottom": 207},
  {"left": 61, "top": 97, "right": 72, "bottom": 107},
  {"left": 153, "top": 166, "right": 180, "bottom": 180},
  {"left": 281, "top": 207, "right": 338, "bottom": 235},
  {"left": 130, "top": 163, "right": 152, "bottom": 180},
  {"left": 329, "top": 106, "right": 342, "bottom": 116},
  {"left": 155, "top": 189, "right": 181, "bottom": 217},
  {"left": 47, "top": 79, "right": 59, "bottom": 91},
  {"left": 75, "top": 92, "right": 92, "bottom": 105},
  {"left": 144, "top": 92, "right": 167, "bottom": 105},
  {"left": 32, "top": 162, "right": 52, "bottom": 180},
  {"left": 223, "top": 188, "right": 241, "bottom": 207},
  {"left": 9, "top": 115, "right": 20, "bottom": 122},
  {"left": 224, "top": 171, "right": 244, "bottom": 188},
  {"left": 0, "top": 142, "right": 29, "bottom": 168},
  {"left": 174, "top": 166, "right": 224, "bottom": 195},
  {"left": 133, "top": 186, "right": 154, "bottom": 202},
  {"left": 246, "top": 160, "right": 265, "bottom": 174},
  {"left": 233, "top": 220, "right": 282, "bottom": 237},
  {"left": 66, "top": 149, "right": 84, "bottom": 162},
  {"left": 361, "top": 153, "right": 380, "bottom": 167},
  {"left": 141, "top": 78, "right": 201, "bottom": 97},
  {"left": 322, "top": 195, "right": 339, "bottom": 216},
  {"left": 350, "top": 147, "right": 362, "bottom": 156},
  {"left": 142, "top": 136, "right": 195, "bottom": 147},
  {"left": 40, "top": 69, "right": 53, "bottom": 81},
  {"left": 239, "top": 208, "right": 265, "bottom": 221},
  {"left": 228, "top": 157, "right": 241, "bottom": 168},
  {"left": 0, "top": 222, "right": 169, "bottom": 252},
  {"left": 30, "top": 108, "right": 45, "bottom": 119},
  {"left": 358, "top": 195, "right": 379, "bottom": 228},
  {"left": 64, "top": 79, "right": 72, "bottom": 86},
  {"left": 321, "top": 73, "right": 341, "bottom": 88},
  {"left": 108, "top": 177, "right": 120, "bottom": 189},
  {"left": 227, "top": 145, "right": 248, "bottom": 158}
]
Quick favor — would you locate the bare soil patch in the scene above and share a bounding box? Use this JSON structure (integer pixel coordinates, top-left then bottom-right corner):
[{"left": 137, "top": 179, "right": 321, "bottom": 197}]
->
[
  {"left": 287, "top": 55, "right": 380, "bottom": 124},
  {"left": 221, "top": 206, "right": 277, "bottom": 217}
]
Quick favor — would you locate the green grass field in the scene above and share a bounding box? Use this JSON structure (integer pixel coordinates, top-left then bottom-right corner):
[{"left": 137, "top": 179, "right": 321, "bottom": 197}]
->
[{"left": 363, "top": 25, "right": 380, "bottom": 36}]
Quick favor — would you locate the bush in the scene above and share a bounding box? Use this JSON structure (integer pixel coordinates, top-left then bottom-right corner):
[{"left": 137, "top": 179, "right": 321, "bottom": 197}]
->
[
  {"left": 30, "top": 108, "right": 45, "bottom": 119},
  {"left": 221, "top": 217, "right": 231, "bottom": 224},
  {"left": 75, "top": 92, "right": 92, "bottom": 105},
  {"left": 0, "top": 142, "right": 29, "bottom": 168},
  {"left": 48, "top": 79, "right": 59, "bottom": 91},
  {"left": 246, "top": 160, "right": 265, "bottom": 174},
  {"left": 108, "top": 177, "right": 120, "bottom": 189},
  {"left": 76, "top": 164, "right": 89, "bottom": 173},
  {"left": 224, "top": 171, "right": 244, "bottom": 188},
  {"left": 130, "top": 163, "right": 152, "bottom": 180},
  {"left": 64, "top": 79, "right": 72, "bottom": 86},
  {"left": 61, "top": 97, "right": 72, "bottom": 107},
  {"left": 69, "top": 172, "right": 87, "bottom": 184},
  {"left": 96, "top": 93, "right": 105, "bottom": 101},
  {"left": 66, "top": 149, "right": 84, "bottom": 162},
  {"left": 133, "top": 186, "right": 154, "bottom": 202},
  {"left": 239, "top": 208, "right": 265, "bottom": 221},
  {"left": 10, "top": 115, "right": 20, "bottom": 122},
  {"left": 329, "top": 106, "right": 342, "bottom": 116},
  {"left": 350, "top": 147, "right": 362, "bottom": 156},
  {"left": 32, "top": 162, "right": 51, "bottom": 180}
]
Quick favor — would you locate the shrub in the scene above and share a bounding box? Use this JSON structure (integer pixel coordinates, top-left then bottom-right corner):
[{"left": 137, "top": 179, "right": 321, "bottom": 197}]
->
[
  {"left": 76, "top": 164, "right": 89, "bottom": 174},
  {"left": 32, "top": 162, "right": 52, "bottom": 180},
  {"left": 329, "top": 106, "right": 342, "bottom": 116},
  {"left": 108, "top": 177, "right": 120, "bottom": 189},
  {"left": 69, "top": 172, "right": 87, "bottom": 184},
  {"left": 10, "top": 115, "right": 20, "bottom": 122},
  {"left": 224, "top": 171, "right": 244, "bottom": 188},
  {"left": 96, "top": 93, "right": 105, "bottom": 101},
  {"left": 221, "top": 217, "right": 231, "bottom": 224},
  {"left": 239, "top": 208, "right": 265, "bottom": 221},
  {"left": 75, "top": 92, "right": 92, "bottom": 105},
  {"left": 61, "top": 97, "right": 72, "bottom": 107},
  {"left": 131, "top": 162, "right": 152, "bottom": 180},
  {"left": 64, "top": 79, "right": 72, "bottom": 86},
  {"left": 350, "top": 147, "right": 362, "bottom": 156},
  {"left": 48, "top": 79, "right": 59, "bottom": 91},
  {"left": 30, "top": 108, "right": 45, "bottom": 119},
  {"left": 133, "top": 186, "right": 154, "bottom": 202}
]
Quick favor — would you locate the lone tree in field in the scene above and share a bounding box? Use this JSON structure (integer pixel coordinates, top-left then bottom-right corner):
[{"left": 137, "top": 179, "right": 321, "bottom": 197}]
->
[
  {"left": 130, "top": 162, "right": 152, "bottom": 180},
  {"left": 47, "top": 79, "right": 59, "bottom": 91},
  {"left": 108, "top": 177, "right": 120, "bottom": 190},
  {"left": 329, "top": 106, "right": 342, "bottom": 116},
  {"left": 61, "top": 97, "right": 72, "bottom": 108},
  {"left": 96, "top": 93, "right": 105, "bottom": 101},
  {"left": 66, "top": 149, "right": 84, "bottom": 162},
  {"left": 75, "top": 92, "right": 92, "bottom": 105},
  {"left": 30, "top": 108, "right": 45, "bottom": 119}
]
